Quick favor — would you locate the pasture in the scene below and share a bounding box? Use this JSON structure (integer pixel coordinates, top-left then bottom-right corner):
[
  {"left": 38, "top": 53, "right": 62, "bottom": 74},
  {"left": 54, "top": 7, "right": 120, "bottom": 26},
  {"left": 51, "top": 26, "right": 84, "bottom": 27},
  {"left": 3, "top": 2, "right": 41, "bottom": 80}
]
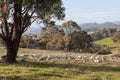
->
[
  {"left": 0, "top": 46, "right": 120, "bottom": 80},
  {"left": 94, "top": 37, "right": 120, "bottom": 50}
]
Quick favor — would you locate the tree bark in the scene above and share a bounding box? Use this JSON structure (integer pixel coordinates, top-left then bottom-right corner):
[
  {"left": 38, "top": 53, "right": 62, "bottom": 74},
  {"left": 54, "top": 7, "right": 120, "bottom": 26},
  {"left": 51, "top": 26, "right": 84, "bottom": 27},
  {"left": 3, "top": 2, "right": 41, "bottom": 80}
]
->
[
  {"left": 2, "top": 0, "right": 22, "bottom": 63},
  {"left": 3, "top": 38, "right": 21, "bottom": 63}
]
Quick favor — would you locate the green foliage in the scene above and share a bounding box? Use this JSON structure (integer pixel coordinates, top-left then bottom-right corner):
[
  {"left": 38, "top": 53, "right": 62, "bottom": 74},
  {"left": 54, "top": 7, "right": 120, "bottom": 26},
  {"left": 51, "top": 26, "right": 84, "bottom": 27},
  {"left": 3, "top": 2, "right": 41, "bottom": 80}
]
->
[
  {"left": 0, "top": 0, "right": 65, "bottom": 63},
  {"left": 62, "top": 20, "right": 81, "bottom": 33},
  {"left": 46, "top": 32, "right": 65, "bottom": 50},
  {"left": 91, "top": 28, "right": 118, "bottom": 41},
  {"left": 63, "top": 31, "right": 93, "bottom": 52},
  {"left": 20, "top": 35, "right": 38, "bottom": 48},
  {"left": 38, "top": 21, "right": 93, "bottom": 52},
  {"left": 89, "top": 44, "right": 111, "bottom": 54},
  {"left": 39, "top": 26, "right": 60, "bottom": 49}
]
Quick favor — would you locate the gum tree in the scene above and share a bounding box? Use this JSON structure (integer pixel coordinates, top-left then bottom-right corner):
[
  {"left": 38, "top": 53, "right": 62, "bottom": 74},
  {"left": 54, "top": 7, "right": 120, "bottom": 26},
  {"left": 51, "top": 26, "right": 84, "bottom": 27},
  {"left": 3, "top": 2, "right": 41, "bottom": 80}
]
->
[{"left": 0, "top": 0, "right": 65, "bottom": 63}]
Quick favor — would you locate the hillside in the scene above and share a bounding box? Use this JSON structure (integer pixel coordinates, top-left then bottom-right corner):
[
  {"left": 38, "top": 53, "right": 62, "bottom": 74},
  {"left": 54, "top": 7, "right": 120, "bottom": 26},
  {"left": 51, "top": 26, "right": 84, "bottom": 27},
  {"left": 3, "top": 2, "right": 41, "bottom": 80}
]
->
[
  {"left": 94, "top": 37, "right": 120, "bottom": 48},
  {"left": 80, "top": 22, "right": 119, "bottom": 32},
  {"left": 23, "top": 21, "right": 120, "bottom": 35},
  {"left": 114, "top": 20, "right": 120, "bottom": 25}
]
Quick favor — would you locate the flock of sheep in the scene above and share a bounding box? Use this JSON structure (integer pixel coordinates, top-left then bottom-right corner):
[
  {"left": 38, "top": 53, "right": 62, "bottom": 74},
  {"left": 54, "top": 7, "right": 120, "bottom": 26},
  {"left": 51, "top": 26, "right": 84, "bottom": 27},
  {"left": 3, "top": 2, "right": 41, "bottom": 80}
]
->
[{"left": 17, "top": 53, "right": 120, "bottom": 63}]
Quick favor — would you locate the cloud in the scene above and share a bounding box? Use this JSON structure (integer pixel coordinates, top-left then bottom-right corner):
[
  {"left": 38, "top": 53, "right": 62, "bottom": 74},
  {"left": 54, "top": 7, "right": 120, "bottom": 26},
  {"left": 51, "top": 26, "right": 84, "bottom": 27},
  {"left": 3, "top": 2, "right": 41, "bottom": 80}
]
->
[
  {"left": 64, "top": 11, "right": 120, "bottom": 23},
  {"left": 80, "top": 11, "right": 120, "bottom": 19}
]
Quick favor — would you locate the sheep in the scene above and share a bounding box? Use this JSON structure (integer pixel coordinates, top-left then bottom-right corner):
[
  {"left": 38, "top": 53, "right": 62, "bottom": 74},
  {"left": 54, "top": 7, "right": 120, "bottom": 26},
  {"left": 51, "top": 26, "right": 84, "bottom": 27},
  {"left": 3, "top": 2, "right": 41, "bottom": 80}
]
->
[
  {"left": 31, "top": 54, "right": 41, "bottom": 59},
  {"left": 82, "top": 56, "right": 89, "bottom": 63},
  {"left": 18, "top": 54, "right": 29, "bottom": 61},
  {"left": 46, "top": 55, "right": 56, "bottom": 61},
  {"left": 57, "top": 56, "right": 66, "bottom": 60},
  {"left": 66, "top": 55, "right": 75, "bottom": 61},
  {"left": 38, "top": 55, "right": 48, "bottom": 61},
  {"left": 78, "top": 55, "right": 84, "bottom": 60},
  {"left": 92, "top": 56, "right": 106, "bottom": 63},
  {"left": 107, "top": 54, "right": 120, "bottom": 62},
  {"left": 90, "top": 55, "right": 96, "bottom": 60}
]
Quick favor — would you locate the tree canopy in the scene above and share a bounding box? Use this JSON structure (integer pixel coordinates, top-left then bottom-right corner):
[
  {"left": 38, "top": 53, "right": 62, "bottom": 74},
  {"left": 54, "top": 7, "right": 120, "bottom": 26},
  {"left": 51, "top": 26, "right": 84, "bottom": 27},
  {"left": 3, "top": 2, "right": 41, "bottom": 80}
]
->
[{"left": 0, "top": 0, "right": 65, "bottom": 63}]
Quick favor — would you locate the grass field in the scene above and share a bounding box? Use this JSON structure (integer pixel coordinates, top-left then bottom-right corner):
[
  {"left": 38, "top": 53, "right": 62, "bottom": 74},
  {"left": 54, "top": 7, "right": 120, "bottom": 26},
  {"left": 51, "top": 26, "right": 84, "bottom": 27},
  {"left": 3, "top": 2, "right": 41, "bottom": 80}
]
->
[
  {"left": 0, "top": 46, "right": 120, "bottom": 80},
  {"left": 94, "top": 37, "right": 120, "bottom": 49}
]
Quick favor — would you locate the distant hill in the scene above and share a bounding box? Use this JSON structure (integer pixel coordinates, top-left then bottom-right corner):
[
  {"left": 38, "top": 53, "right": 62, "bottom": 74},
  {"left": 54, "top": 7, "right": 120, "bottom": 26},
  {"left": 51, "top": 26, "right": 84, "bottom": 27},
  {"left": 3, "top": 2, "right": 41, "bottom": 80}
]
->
[
  {"left": 24, "top": 21, "right": 120, "bottom": 35},
  {"left": 80, "top": 22, "right": 119, "bottom": 32},
  {"left": 24, "top": 27, "right": 42, "bottom": 35},
  {"left": 80, "top": 22, "right": 100, "bottom": 32},
  {"left": 114, "top": 20, "right": 120, "bottom": 25}
]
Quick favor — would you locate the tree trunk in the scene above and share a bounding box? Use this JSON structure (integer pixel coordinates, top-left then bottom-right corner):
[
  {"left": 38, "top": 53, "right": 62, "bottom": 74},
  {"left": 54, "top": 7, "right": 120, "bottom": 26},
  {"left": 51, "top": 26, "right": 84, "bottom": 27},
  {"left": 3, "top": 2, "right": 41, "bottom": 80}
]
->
[
  {"left": 4, "top": 39, "right": 20, "bottom": 63},
  {"left": 3, "top": 0, "right": 22, "bottom": 63}
]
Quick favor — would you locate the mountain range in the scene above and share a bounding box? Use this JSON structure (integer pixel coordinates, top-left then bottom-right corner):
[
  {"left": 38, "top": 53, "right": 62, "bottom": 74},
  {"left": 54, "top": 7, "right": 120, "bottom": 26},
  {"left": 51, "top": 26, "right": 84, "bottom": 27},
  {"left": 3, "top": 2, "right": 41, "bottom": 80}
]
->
[
  {"left": 24, "top": 27, "right": 42, "bottom": 35},
  {"left": 80, "top": 21, "right": 120, "bottom": 32},
  {"left": 24, "top": 20, "right": 120, "bottom": 35},
  {"left": 114, "top": 20, "right": 120, "bottom": 25}
]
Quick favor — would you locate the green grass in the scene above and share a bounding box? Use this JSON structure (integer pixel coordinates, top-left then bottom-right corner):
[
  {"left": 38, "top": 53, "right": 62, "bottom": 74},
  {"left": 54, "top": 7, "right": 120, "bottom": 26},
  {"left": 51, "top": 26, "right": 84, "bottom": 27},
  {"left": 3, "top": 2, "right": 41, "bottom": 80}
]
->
[
  {"left": 0, "top": 60, "right": 120, "bottom": 80},
  {"left": 94, "top": 37, "right": 120, "bottom": 49},
  {"left": 0, "top": 46, "right": 120, "bottom": 80}
]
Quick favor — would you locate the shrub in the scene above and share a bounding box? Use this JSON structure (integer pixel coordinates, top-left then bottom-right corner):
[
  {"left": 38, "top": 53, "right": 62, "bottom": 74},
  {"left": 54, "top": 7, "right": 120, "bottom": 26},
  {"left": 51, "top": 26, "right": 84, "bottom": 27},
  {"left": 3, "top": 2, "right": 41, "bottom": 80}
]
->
[{"left": 89, "top": 44, "right": 111, "bottom": 54}]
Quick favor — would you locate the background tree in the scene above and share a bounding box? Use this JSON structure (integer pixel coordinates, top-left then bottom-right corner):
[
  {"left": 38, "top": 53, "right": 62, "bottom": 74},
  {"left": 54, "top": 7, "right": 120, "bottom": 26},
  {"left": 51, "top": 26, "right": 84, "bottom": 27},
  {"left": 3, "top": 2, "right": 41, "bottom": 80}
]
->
[
  {"left": 46, "top": 32, "right": 65, "bottom": 50},
  {"left": 39, "top": 25, "right": 63, "bottom": 49},
  {"left": 62, "top": 20, "right": 81, "bottom": 34},
  {"left": 63, "top": 31, "right": 93, "bottom": 52},
  {"left": 90, "top": 28, "right": 117, "bottom": 41},
  {"left": 20, "top": 35, "right": 38, "bottom": 48},
  {"left": 0, "top": 0, "right": 65, "bottom": 63},
  {"left": 112, "top": 32, "right": 120, "bottom": 43}
]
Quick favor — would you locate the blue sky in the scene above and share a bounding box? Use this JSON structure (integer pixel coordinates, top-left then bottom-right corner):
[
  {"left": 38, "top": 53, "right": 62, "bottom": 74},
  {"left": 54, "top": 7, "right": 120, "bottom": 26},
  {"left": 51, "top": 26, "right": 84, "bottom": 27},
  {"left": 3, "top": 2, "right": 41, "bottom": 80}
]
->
[{"left": 58, "top": 0, "right": 120, "bottom": 24}]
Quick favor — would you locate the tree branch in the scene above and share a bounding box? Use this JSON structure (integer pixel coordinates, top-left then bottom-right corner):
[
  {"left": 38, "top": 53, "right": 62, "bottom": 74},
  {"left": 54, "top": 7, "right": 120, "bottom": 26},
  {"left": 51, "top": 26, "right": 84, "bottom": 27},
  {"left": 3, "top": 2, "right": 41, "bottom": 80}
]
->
[
  {"left": 21, "top": 9, "right": 36, "bottom": 33},
  {"left": 9, "top": 23, "right": 14, "bottom": 40},
  {"left": 4, "top": 18, "right": 9, "bottom": 38}
]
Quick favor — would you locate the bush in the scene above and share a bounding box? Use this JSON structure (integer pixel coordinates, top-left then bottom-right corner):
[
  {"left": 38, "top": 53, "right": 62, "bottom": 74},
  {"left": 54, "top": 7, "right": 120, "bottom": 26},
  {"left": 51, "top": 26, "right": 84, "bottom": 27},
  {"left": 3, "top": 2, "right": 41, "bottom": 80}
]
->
[{"left": 89, "top": 44, "right": 111, "bottom": 54}]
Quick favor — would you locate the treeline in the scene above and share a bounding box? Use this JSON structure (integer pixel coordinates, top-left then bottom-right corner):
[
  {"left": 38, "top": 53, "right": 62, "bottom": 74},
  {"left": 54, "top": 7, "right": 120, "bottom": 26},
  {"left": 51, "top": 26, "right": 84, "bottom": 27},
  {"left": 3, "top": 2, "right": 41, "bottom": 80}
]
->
[
  {"left": 112, "top": 32, "right": 120, "bottom": 43},
  {"left": 90, "top": 27, "right": 119, "bottom": 41},
  {"left": 0, "top": 20, "right": 114, "bottom": 54},
  {"left": 39, "top": 28, "right": 92, "bottom": 52},
  {"left": 20, "top": 20, "right": 93, "bottom": 52}
]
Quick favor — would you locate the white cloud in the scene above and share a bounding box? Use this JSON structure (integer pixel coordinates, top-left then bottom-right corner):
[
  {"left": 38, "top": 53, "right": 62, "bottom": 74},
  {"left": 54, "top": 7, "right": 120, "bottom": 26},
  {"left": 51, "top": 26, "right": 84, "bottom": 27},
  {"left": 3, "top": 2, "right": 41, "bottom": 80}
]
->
[{"left": 64, "top": 11, "right": 120, "bottom": 24}]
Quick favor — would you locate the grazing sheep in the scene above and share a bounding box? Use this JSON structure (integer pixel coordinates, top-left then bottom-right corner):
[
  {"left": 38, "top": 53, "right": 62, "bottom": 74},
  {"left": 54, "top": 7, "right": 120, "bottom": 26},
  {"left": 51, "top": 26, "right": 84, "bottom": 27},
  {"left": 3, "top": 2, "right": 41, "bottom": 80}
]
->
[
  {"left": 93, "top": 56, "right": 105, "bottom": 63},
  {"left": 82, "top": 56, "right": 89, "bottom": 63},
  {"left": 38, "top": 55, "right": 48, "bottom": 61},
  {"left": 57, "top": 56, "right": 66, "bottom": 60},
  {"left": 90, "top": 55, "right": 96, "bottom": 60},
  {"left": 18, "top": 54, "right": 29, "bottom": 61},
  {"left": 66, "top": 55, "right": 75, "bottom": 61},
  {"left": 31, "top": 54, "right": 41, "bottom": 59},
  {"left": 78, "top": 55, "right": 84, "bottom": 59},
  {"left": 46, "top": 55, "right": 56, "bottom": 61},
  {"left": 107, "top": 54, "right": 120, "bottom": 62}
]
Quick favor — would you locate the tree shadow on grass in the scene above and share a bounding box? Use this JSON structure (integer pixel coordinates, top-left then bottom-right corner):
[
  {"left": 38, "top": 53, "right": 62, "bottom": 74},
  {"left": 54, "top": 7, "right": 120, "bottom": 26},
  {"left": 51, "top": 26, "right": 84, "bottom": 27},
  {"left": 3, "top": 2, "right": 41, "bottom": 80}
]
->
[
  {"left": 0, "top": 60, "right": 120, "bottom": 80},
  {"left": 0, "top": 60, "right": 120, "bottom": 73},
  {"left": 15, "top": 61, "right": 120, "bottom": 73},
  {"left": 1, "top": 73, "right": 64, "bottom": 80}
]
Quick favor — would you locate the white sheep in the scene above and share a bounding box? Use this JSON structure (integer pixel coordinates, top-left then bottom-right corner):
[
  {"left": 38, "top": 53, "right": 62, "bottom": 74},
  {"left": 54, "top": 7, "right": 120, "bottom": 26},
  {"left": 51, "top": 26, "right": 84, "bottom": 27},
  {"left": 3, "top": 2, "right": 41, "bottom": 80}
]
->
[
  {"left": 82, "top": 56, "right": 89, "bottom": 63},
  {"left": 46, "top": 55, "right": 56, "bottom": 61},
  {"left": 38, "top": 55, "right": 48, "bottom": 61},
  {"left": 66, "top": 55, "right": 75, "bottom": 61},
  {"left": 92, "top": 56, "right": 104, "bottom": 63},
  {"left": 78, "top": 55, "right": 84, "bottom": 59},
  {"left": 31, "top": 54, "right": 41, "bottom": 59},
  {"left": 18, "top": 54, "right": 29, "bottom": 61}
]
